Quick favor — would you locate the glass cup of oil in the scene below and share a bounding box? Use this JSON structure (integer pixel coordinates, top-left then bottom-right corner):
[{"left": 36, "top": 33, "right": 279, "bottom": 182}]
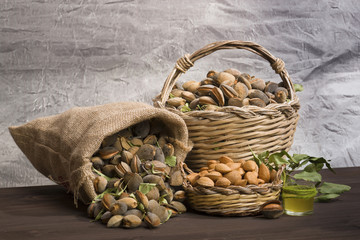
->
[{"left": 282, "top": 183, "right": 317, "bottom": 216}]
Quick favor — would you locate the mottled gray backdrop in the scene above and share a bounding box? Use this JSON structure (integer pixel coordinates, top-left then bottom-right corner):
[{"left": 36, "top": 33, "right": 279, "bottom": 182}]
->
[{"left": 1, "top": 0, "right": 359, "bottom": 187}]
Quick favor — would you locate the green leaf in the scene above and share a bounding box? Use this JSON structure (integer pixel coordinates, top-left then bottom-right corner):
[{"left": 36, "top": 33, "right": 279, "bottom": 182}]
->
[
  {"left": 91, "top": 187, "right": 117, "bottom": 203},
  {"left": 163, "top": 209, "right": 172, "bottom": 223},
  {"left": 304, "top": 163, "right": 316, "bottom": 172},
  {"left": 309, "top": 157, "right": 335, "bottom": 174},
  {"left": 92, "top": 209, "right": 105, "bottom": 222},
  {"left": 139, "top": 183, "right": 157, "bottom": 195},
  {"left": 151, "top": 164, "right": 164, "bottom": 175},
  {"left": 127, "top": 140, "right": 134, "bottom": 147},
  {"left": 197, "top": 104, "right": 207, "bottom": 110},
  {"left": 258, "top": 151, "right": 270, "bottom": 162},
  {"left": 293, "top": 171, "right": 322, "bottom": 182},
  {"left": 304, "top": 163, "right": 323, "bottom": 172},
  {"left": 314, "top": 162, "right": 324, "bottom": 171},
  {"left": 137, "top": 203, "right": 146, "bottom": 213},
  {"left": 318, "top": 182, "right": 351, "bottom": 194},
  {"left": 180, "top": 103, "right": 191, "bottom": 113},
  {"left": 292, "top": 154, "right": 309, "bottom": 163},
  {"left": 165, "top": 156, "right": 177, "bottom": 167},
  {"left": 159, "top": 194, "right": 168, "bottom": 205},
  {"left": 294, "top": 83, "right": 304, "bottom": 92},
  {"left": 92, "top": 167, "right": 111, "bottom": 181},
  {"left": 316, "top": 193, "right": 340, "bottom": 202},
  {"left": 279, "top": 150, "right": 295, "bottom": 163},
  {"left": 269, "top": 152, "right": 289, "bottom": 166},
  {"left": 250, "top": 149, "right": 262, "bottom": 166}
]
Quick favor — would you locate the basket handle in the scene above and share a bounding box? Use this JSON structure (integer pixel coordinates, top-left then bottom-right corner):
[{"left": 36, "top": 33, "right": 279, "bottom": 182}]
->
[{"left": 156, "top": 40, "right": 296, "bottom": 108}]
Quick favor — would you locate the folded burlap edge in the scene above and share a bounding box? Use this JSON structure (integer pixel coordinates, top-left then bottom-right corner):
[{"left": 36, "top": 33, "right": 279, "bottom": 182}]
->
[{"left": 9, "top": 102, "right": 193, "bottom": 206}]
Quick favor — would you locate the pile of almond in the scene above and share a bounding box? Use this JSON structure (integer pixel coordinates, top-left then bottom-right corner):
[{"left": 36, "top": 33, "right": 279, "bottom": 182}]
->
[{"left": 186, "top": 156, "right": 277, "bottom": 188}]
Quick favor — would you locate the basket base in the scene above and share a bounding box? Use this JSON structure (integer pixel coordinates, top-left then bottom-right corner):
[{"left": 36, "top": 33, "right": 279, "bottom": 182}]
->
[{"left": 186, "top": 189, "right": 281, "bottom": 216}]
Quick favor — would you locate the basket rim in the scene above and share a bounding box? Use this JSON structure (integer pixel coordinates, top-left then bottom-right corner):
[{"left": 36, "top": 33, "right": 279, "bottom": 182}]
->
[{"left": 163, "top": 98, "right": 300, "bottom": 120}]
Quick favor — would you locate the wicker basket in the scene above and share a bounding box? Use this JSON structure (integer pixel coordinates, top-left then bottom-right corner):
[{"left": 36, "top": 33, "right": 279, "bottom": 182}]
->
[
  {"left": 181, "top": 163, "right": 284, "bottom": 216},
  {"left": 154, "top": 40, "right": 300, "bottom": 172}
]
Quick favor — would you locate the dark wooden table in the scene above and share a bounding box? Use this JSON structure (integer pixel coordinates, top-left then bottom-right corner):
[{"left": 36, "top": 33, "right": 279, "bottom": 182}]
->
[{"left": 1, "top": 167, "right": 359, "bottom": 240}]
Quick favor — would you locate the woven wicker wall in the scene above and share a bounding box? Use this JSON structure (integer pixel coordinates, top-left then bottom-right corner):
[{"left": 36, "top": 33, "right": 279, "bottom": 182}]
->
[{"left": 1, "top": 0, "right": 359, "bottom": 187}]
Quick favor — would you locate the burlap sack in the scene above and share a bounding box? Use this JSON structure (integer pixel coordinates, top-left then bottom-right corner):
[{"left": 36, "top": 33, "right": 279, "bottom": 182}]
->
[{"left": 9, "top": 102, "right": 193, "bottom": 205}]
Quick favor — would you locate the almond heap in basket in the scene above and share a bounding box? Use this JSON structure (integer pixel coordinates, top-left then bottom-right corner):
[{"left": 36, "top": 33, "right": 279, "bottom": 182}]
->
[
  {"left": 187, "top": 156, "right": 277, "bottom": 188},
  {"left": 167, "top": 68, "right": 289, "bottom": 111}
]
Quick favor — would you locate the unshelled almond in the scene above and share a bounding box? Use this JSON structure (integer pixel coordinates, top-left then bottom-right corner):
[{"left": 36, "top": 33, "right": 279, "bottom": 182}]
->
[
  {"left": 182, "top": 80, "right": 197, "bottom": 91},
  {"left": 226, "top": 162, "right": 241, "bottom": 171},
  {"left": 118, "top": 197, "right": 138, "bottom": 209},
  {"left": 224, "top": 170, "right": 242, "bottom": 185},
  {"left": 215, "top": 163, "right": 232, "bottom": 174},
  {"left": 243, "top": 160, "right": 257, "bottom": 172},
  {"left": 205, "top": 171, "right": 223, "bottom": 181},
  {"left": 235, "top": 179, "right": 247, "bottom": 187},
  {"left": 199, "top": 170, "right": 209, "bottom": 177},
  {"left": 186, "top": 172, "right": 200, "bottom": 186},
  {"left": 258, "top": 178, "right": 265, "bottom": 185},
  {"left": 215, "top": 177, "right": 231, "bottom": 188},
  {"left": 207, "top": 160, "right": 218, "bottom": 167},
  {"left": 219, "top": 156, "right": 234, "bottom": 164},
  {"left": 263, "top": 203, "right": 283, "bottom": 211},
  {"left": 208, "top": 163, "right": 217, "bottom": 170},
  {"left": 258, "top": 163, "right": 271, "bottom": 183},
  {"left": 239, "top": 167, "right": 245, "bottom": 176},
  {"left": 270, "top": 169, "right": 277, "bottom": 182},
  {"left": 244, "top": 171, "right": 258, "bottom": 185},
  {"left": 200, "top": 166, "right": 209, "bottom": 171},
  {"left": 238, "top": 159, "right": 246, "bottom": 166},
  {"left": 197, "top": 177, "right": 215, "bottom": 187}
]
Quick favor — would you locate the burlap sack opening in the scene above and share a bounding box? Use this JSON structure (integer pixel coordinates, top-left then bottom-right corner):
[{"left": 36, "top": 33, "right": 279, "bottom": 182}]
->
[{"left": 9, "top": 102, "right": 193, "bottom": 205}]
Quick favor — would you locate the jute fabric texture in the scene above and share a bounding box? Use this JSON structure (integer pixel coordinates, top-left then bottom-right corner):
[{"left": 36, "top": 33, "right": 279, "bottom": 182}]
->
[{"left": 9, "top": 102, "right": 192, "bottom": 205}]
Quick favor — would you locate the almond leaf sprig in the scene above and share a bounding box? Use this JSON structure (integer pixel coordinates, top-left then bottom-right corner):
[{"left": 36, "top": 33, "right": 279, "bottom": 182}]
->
[{"left": 251, "top": 150, "right": 351, "bottom": 202}]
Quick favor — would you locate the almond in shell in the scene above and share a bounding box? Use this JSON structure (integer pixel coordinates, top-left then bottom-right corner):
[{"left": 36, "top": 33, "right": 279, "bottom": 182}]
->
[
  {"left": 215, "top": 163, "right": 232, "bottom": 174},
  {"left": 258, "top": 163, "right": 271, "bottom": 183},
  {"left": 219, "top": 156, "right": 234, "bottom": 164},
  {"left": 244, "top": 171, "right": 258, "bottom": 185},
  {"left": 196, "top": 177, "right": 215, "bottom": 187},
  {"left": 235, "top": 179, "right": 247, "bottom": 187},
  {"left": 186, "top": 172, "right": 200, "bottom": 186},
  {"left": 199, "top": 170, "right": 209, "bottom": 177},
  {"left": 215, "top": 177, "right": 231, "bottom": 188},
  {"left": 205, "top": 171, "right": 223, "bottom": 181},
  {"left": 270, "top": 169, "right": 278, "bottom": 182},
  {"left": 226, "top": 162, "right": 241, "bottom": 171},
  {"left": 258, "top": 178, "right": 265, "bottom": 185},
  {"left": 224, "top": 170, "right": 242, "bottom": 185},
  {"left": 243, "top": 160, "right": 257, "bottom": 172},
  {"left": 207, "top": 160, "right": 218, "bottom": 167}
]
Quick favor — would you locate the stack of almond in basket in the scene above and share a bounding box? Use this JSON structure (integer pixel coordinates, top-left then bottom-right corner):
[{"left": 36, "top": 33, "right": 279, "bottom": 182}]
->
[{"left": 187, "top": 156, "right": 276, "bottom": 188}]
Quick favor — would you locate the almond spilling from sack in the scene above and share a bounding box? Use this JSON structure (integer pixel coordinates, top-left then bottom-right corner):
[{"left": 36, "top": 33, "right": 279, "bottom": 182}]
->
[{"left": 88, "top": 119, "right": 186, "bottom": 229}]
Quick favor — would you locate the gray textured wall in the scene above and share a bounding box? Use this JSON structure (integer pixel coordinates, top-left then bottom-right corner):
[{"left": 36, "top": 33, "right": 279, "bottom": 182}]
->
[{"left": 1, "top": 0, "right": 359, "bottom": 187}]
